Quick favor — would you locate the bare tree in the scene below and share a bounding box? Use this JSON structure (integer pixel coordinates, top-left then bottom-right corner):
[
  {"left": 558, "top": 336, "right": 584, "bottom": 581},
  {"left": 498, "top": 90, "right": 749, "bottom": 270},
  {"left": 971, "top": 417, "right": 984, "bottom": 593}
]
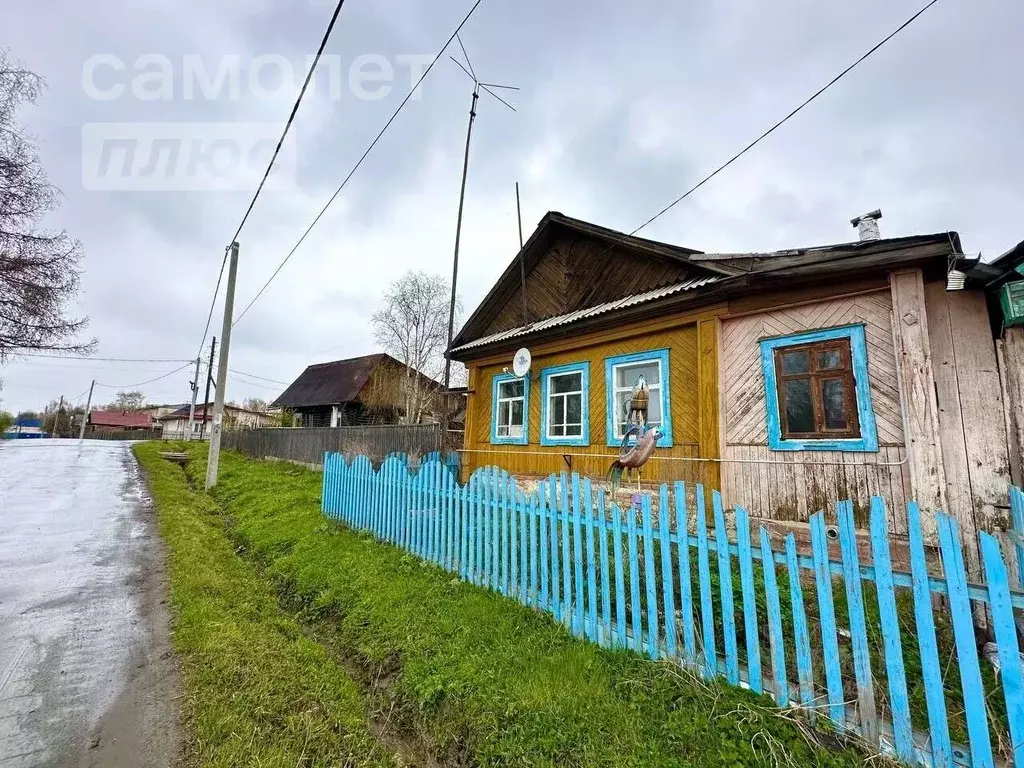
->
[
  {"left": 106, "top": 390, "right": 145, "bottom": 411},
  {"left": 371, "top": 271, "right": 460, "bottom": 424},
  {"left": 242, "top": 397, "right": 268, "bottom": 412},
  {"left": 0, "top": 49, "right": 92, "bottom": 361}
]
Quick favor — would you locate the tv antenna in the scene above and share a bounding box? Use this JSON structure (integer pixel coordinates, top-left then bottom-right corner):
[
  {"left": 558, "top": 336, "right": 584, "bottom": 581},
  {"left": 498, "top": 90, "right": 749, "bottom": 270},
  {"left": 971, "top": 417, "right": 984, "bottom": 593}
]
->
[{"left": 441, "top": 34, "right": 519, "bottom": 442}]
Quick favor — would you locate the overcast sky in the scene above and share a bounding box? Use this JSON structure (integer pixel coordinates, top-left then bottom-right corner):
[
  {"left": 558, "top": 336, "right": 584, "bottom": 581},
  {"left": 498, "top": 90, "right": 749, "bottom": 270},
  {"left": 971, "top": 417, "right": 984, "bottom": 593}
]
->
[{"left": 1, "top": 0, "right": 1021, "bottom": 414}]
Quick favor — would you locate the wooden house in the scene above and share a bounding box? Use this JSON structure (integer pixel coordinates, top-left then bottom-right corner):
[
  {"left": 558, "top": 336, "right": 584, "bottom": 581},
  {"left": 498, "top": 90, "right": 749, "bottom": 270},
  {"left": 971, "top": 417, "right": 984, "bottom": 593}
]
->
[
  {"left": 272, "top": 353, "right": 442, "bottom": 428},
  {"left": 449, "top": 211, "right": 1024, "bottom": 574}
]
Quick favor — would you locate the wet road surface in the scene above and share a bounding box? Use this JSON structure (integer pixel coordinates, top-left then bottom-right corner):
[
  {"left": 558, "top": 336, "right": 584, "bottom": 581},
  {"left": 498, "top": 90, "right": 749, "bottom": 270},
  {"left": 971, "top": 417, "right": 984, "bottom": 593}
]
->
[{"left": 0, "top": 440, "right": 179, "bottom": 767}]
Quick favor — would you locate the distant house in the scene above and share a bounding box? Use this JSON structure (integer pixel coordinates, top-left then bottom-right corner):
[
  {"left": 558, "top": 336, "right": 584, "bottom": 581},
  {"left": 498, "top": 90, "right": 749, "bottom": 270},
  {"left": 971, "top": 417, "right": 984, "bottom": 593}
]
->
[
  {"left": 87, "top": 410, "right": 154, "bottom": 431},
  {"left": 2, "top": 417, "right": 47, "bottom": 439},
  {"left": 272, "top": 353, "right": 441, "bottom": 428},
  {"left": 158, "top": 402, "right": 277, "bottom": 440}
]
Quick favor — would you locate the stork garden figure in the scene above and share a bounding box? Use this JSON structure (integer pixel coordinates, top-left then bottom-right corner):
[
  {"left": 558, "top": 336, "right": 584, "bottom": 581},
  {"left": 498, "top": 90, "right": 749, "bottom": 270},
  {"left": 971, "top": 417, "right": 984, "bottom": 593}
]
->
[{"left": 608, "top": 425, "right": 663, "bottom": 494}]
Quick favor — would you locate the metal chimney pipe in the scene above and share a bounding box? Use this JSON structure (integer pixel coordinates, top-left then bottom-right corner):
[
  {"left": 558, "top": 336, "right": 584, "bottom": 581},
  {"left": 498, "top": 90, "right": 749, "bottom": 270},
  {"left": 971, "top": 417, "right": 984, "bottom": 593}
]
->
[{"left": 850, "top": 209, "right": 882, "bottom": 241}]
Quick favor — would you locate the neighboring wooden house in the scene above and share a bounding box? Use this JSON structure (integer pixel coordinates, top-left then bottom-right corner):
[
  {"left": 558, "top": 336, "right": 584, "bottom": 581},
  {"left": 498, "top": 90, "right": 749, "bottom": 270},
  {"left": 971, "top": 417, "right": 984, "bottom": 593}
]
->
[
  {"left": 87, "top": 410, "right": 154, "bottom": 431},
  {"left": 158, "top": 403, "right": 276, "bottom": 439},
  {"left": 449, "top": 210, "right": 1024, "bottom": 574},
  {"left": 272, "top": 353, "right": 441, "bottom": 428}
]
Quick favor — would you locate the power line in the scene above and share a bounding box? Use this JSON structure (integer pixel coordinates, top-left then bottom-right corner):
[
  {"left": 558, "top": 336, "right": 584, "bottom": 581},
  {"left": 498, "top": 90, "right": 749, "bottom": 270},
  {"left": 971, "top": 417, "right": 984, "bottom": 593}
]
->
[
  {"left": 196, "top": 248, "right": 229, "bottom": 361},
  {"left": 228, "top": 368, "right": 291, "bottom": 386},
  {"left": 13, "top": 353, "right": 193, "bottom": 363},
  {"left": 195, "top": 0, "right": 348, "bottom": 360},
  {"left": 230, "top": 0, "right": 348, "bottom": 244},
  {"left": 617, "top": 0, "right": 945, "bottom": 243},
  {"left": 226, "top": 375, "right": 283, "bottom": 392},
  {"left": 231, "top": 0, "right": 488, "bottom": 328},
  {"left": 95, "top": 362, "right": 193, "bottom": 390}
]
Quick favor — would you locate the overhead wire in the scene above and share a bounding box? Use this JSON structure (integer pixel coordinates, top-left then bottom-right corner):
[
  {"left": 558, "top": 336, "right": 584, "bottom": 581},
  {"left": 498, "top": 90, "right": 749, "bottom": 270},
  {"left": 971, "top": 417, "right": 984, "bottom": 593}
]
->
[
  {"left": 231, "top": 0, "right": 488, "bottom": 328},
  {"left": 95, "top": 362, "right": 193, "bottom": 390},
  {"left": 13, "top": 353, "right": 193, "bottom": 363},
  {"left": 195, "top": 0, "right": 349, "bottom": 360},
  {"left": 228, "top": 368, "right": 291, "bottom": 386},
  {"left": 596, "top": 0, "right": 946, "bottom": 253}
]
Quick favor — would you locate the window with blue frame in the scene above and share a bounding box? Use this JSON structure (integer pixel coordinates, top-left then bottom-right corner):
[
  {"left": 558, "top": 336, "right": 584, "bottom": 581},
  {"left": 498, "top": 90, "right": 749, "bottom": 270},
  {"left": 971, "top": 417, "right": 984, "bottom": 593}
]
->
[
  {"left": 490, "top": 373, "right": 529, "bottom": 445},
  {"left": 604, "top": 349, "right": 673, "bottom": 447},
  {"left": 759, "top": 324, "right": 878, "bottom": 452},
  {"left": 540, "top": 363, "right": 589, "bottom": 446}
]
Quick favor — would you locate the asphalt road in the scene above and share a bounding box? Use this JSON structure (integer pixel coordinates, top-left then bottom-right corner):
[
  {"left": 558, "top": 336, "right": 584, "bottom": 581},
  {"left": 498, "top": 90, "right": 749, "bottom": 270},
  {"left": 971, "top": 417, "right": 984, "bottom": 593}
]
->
[{"left": 0, "top": 440, "right": 180, "bottom": 767}]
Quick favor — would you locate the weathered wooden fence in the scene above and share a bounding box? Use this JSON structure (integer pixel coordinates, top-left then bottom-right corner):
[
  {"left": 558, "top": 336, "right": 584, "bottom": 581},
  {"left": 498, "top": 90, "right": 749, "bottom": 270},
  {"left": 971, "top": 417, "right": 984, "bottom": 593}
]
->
[
  {"left": 322, "top": 453, "right": 1024, "bottom": 767},
  {"left": 222, "top": 425, "right": 442, "bottom": 467}
]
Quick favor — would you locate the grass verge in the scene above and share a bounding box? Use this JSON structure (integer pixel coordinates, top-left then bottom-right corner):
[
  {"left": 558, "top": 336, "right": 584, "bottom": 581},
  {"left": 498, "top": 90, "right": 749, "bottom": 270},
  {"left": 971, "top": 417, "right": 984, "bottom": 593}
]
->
[
  {"left": 133, "top": 442, "right": 392, "bottom": 768},
  {"left": 150, "top": 441, "right": 869, "bottom": 767}
]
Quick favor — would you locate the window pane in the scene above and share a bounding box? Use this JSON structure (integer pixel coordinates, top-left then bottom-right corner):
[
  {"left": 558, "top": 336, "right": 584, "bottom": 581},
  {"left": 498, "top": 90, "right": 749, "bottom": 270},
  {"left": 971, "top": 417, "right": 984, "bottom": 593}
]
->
[
  {"left": 551, "top": 423, "right": 564, "bottom": 437},
  {"left": 567, "top": 393, "right": 582, "bottom": 423},
  {"left": 565, "top": 423, "right": 582, "bottom": 436},
  {"left": 822, "top": 379, "right": 849, "bottom": 430},
  {"left": 647, "top": 395, "right": 662, "bottom": 423},
  {"left": 510, "top": 399, "right": 523, "bottom": 425},
  {"left": 615, "top": 362, "right": 659, "bottom": 390},
  {"left": 553, "top": 397, "right": 565, "bottom": 424},
  {"left": 817, "top": 349, "right": 843, "bottom": 370},
  {"left": 509, "top": 423, "right": 523, "bottom": 437},
  {"left": 551, "top": 372, "right": 581, "bottom": 394},
  {"left": 500, "top": 379, "right": 524, "bottom": 398},
  {"left": 781, "top": 349, "right": 810, "bottom": 375},
  {"left": 498, "top": 401, "right": 509, "bottom": 425},
  {"left": 784, "top": 379, "right": 814, "bottom": 433}
]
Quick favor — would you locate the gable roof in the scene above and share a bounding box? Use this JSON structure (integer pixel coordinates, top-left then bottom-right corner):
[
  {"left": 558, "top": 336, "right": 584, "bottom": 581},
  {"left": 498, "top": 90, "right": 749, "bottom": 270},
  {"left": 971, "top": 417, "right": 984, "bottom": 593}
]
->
[
  {"left": 89, "top": 410, "right": 153, "bottom": 428},
  {"left": 451, "top": 221, "right": 964, "bottom": 360},
  {"left": 452, "top": 211, "right": 716, "bottom": 350},
  {"left": 270, "top": 353, "right": 437, "bottom": 410},
  {"left": 157, "top": 403, "right": 271, "bottom": 421}
]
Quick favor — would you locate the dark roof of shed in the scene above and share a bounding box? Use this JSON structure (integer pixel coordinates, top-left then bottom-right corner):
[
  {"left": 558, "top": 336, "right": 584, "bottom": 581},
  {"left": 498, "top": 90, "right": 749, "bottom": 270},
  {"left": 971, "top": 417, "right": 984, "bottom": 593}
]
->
[{"left": 271, "top": 353, "right": 389, "bottom": 409}]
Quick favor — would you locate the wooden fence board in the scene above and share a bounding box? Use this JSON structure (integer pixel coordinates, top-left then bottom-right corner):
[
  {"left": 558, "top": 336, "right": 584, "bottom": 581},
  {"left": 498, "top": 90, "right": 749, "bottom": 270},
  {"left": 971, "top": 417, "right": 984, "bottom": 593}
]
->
[{"left": 321, "top": 453, "right": 1024, "bottom": 767}]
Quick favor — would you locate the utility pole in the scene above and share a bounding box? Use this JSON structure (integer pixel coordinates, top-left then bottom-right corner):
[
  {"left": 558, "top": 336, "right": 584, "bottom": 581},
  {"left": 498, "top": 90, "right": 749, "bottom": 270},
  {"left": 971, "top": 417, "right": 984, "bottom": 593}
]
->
[
  {"left": 516, "top": 181, "right": 527, "bottom": 327},
  {"left": 206, "top": 242, "right": 239, "bottom": 490},
  {"left": 441, "top": 84, "right": 479, "bottom": 452},
  {"left": 55, "top": 395, "right": 64, "bottom": 438},
  {"left": 199, "top": 337, "right": 216, "bottom": 440},
  {"left": 78, "top": 380, "right": 95, "bottom": 440},
  {"left": 440, "top": 40, "right": 517, "bottom": 453},
  {"left": 186, "top": 355, "right": 202, "bottom": 441}
]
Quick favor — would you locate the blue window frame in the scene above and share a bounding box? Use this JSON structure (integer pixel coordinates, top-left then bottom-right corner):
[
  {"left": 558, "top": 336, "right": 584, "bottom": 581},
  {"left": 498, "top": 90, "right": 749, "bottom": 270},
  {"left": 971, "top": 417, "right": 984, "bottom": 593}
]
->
[
  {"left": 759, "top": 324, "right": 878, "bottom": 452},
  {"left": 540, "top": 362, "right": 590, "bottom": 446},
  {"left": 490, "top": 373, "right": 529, "bottom": 445},
  {"left": 604, "top": 349, "right": 673, "bottom": 448}
]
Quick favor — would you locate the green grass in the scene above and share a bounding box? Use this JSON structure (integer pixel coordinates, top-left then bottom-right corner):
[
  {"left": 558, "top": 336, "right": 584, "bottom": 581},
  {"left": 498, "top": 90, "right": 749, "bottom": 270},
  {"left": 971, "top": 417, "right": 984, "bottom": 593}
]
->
[
  {"left": 133, "top": 443, "right": 392, "bottom": 768},
  {"left": 148, "top": 441, "right": 869, "bottom": 767}
]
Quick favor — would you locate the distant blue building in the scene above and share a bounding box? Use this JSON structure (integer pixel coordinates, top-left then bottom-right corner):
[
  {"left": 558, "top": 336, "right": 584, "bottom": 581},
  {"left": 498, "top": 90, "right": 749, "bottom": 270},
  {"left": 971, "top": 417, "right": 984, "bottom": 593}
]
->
[{"left": 2, "top": 418, "right": 48, "bottom": 439}]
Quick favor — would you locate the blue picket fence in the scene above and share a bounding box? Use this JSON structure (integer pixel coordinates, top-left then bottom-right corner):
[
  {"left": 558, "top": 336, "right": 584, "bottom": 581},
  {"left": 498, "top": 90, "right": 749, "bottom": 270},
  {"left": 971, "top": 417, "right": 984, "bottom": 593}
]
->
[{"left": 321, "top": 453, "right": 1024, "bottom": 767}]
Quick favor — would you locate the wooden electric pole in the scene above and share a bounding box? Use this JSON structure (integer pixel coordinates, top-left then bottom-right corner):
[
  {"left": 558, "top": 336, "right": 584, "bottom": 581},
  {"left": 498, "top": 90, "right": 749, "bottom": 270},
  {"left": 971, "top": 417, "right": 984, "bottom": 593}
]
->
[
  {"left": 206, "top": 242, "right": 239, "bottom": 490},
  {"left": 199, "top": 337, "right": 216, "bottom": 440},
  {"left": 78, "top": 380, "right": 95, "bottom": 440}
]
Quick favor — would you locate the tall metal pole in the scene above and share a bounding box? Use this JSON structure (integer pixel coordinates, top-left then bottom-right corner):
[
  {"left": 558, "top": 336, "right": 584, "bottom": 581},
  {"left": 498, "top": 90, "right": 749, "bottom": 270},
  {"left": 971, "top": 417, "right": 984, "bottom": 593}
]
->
[
  {"left": 200, "top": 337, "right": 216, "bottom": 440},
  {"left": 441, "top": 85, "right": 479, "bottom": 451},
  {"left": 516, "top": 181, "right": 526, "bottom": 327},
  {"left": 56, "top": 395, "right": 64, "bottom": 438},
  {"left": 78, "top": 379, "right": 95, "bottom": 440},
  {"left": 206, "top": 242, "right": 239, "bottom": 490},
  {"left": 185, "top": 355, "right": 201, "bottom": 441}
]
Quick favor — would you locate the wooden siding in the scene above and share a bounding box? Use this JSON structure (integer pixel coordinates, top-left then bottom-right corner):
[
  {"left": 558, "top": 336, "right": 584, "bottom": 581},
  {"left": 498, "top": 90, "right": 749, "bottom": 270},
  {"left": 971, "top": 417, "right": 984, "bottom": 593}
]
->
[
  {"left": 925, "top": 281, "right": 1012, "bottom": 577},
  {"left": 484, "top": 233, "right": 695, "bottom": 337},
  {"left": 719, "top": 291, "right": 911, "bottom": 528},
  {"left": 463, "top": 320, "right": 718, "bottom": 486}
]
